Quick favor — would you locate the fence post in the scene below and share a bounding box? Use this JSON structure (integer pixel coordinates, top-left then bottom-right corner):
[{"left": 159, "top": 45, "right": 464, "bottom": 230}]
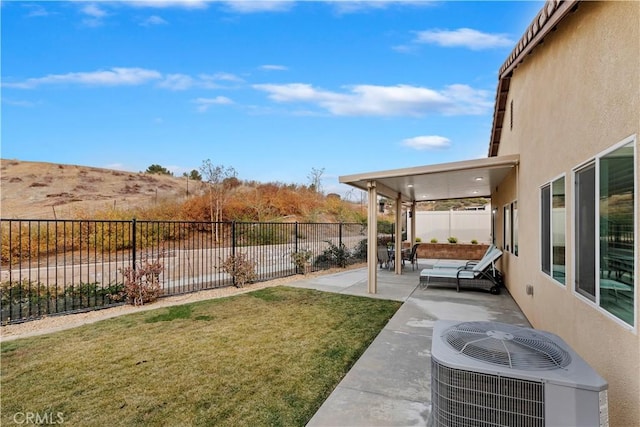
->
[
  {"left": 295, "top": 222, "right": 299, "bottom": 254},
  {"left": 132, "top": 218, "right": 137, "bottom": 270},
  {"left": 339, "top": 222, "right": 343, "bottom": 247}
]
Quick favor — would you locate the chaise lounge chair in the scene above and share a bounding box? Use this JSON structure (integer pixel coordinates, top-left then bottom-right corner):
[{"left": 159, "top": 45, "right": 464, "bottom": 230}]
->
[{"left": 419, "top": 247, "right": 504, "bottom": 294}]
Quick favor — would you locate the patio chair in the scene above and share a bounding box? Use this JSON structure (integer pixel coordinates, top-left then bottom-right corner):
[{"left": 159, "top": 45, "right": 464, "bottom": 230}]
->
[
  {"left": 419, "top": 247, "right": 503, "bottom": 294},
  {"left": 377, "top": 246, "right": 392, "bottom": 270},
  {"left": 401, "top": 243, "right": 420, "bottom": 270}
]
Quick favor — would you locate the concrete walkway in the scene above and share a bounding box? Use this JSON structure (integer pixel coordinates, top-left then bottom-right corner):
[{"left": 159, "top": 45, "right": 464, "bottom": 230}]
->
[{"left": 289, "top": 266, "right": 530, "bottom": 427}]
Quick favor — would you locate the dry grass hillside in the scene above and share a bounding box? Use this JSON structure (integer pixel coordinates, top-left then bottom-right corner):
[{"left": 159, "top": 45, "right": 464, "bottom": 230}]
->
[
  {"left": 0, "top": 159, "right": 366, "bottom": 223},
  {"left": 1, "top": 159, "right": 191, "bottom": 219}
]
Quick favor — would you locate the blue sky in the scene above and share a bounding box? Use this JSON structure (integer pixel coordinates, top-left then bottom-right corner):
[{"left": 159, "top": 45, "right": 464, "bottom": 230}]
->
[{"left": 1, "top": 0, "right": 543, "bottom": 196}]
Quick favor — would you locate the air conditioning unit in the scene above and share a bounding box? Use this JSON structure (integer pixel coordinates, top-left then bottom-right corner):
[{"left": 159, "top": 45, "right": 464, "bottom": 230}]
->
[{"left": 430, "top": 320, "right": 608, "bottom": 427}]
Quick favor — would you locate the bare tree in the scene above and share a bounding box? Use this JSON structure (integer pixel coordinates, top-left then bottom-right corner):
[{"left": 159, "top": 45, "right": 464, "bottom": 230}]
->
[
  {"left": 199, "top": 159, "right": 237, "bottom": 242},
  {"left": 308, "top": 167, "right": 325, "bottom": 193}
]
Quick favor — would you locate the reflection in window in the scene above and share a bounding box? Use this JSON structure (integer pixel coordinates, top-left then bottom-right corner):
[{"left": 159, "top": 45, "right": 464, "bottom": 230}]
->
[
  {"left": 575, "top": 163, "right": 596, "bottom": 300},
  {"left": 542, "top": 178, "right": 566, "bottom": 284},
  {"left": 552, "top": 178, "right": 566, "bottom": 284},
  {"left": 599, "top": 142, "right": 635, "bottom": 325},
  {"left": 512, "top": 201, "right": 518, "bottom": 256},
  {"left": 504, "top": 205, "right": 511, "bottom": 252},
  {"left": 541, "top": 185, "right": 551, "bottom": 275}
]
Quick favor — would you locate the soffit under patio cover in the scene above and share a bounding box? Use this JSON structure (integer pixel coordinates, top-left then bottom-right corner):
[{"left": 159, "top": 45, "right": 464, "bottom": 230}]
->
[{"left": 339, "top": 154, "right": 519, "bottom": 202}]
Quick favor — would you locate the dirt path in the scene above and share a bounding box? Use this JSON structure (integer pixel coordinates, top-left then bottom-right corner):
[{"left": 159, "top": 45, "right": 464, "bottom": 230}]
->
[{"left": 0, "top": 266, "right": 362, "bottom": 342}]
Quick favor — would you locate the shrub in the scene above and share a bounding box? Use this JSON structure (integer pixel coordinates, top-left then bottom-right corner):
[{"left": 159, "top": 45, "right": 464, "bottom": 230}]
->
[
  {"left": 471, "top": 239, "right": 478, "bottom": 244},
  {"left": 0, "top": 280, "right": 53, "bottom": 305},
  {"left": 447, "top": 237, "right": 458, "bottom": 244},
  {"left": 290, "top": 250, "right": 313, "bottom": 274},
  {"left": 116, "top": 258, "right": 164, "bottom": 306},
  {"left": 415, "top": 237, "right": 422, "bottom": 243},
  {"left": 314, "top": 240, "right": 349, "bottom": 268},
  {"left": 430, "top": 238, "right": 438, "bottom": 243},
  {"left": 377, "top": 220, "right": 394, "bottom": 235},
  {"left": 64, "top": 282, "right": 124, "bottom": 300},
  {"left": 352, "top": 238, "right": 368, "bottom": 260},
  {"left": 220, "top": 252, "right": 257, "bottom": 288}
]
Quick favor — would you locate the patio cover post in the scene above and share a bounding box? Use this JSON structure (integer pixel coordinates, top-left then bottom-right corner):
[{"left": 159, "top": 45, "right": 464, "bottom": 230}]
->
[
  {"left": 367, "top": 181, "right": 377, "bottom": 294},
  {"left": 395, "top": 193, "right": 402, "bottom": 274}
]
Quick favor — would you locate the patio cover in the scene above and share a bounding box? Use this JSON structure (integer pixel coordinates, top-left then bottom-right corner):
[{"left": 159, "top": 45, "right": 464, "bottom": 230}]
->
[{"left": 339, "top": 154, "right": 519, "bottom": 293}]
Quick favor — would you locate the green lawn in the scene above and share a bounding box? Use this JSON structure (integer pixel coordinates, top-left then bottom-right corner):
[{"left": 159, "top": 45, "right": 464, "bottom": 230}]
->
[{"left": 1, "top": 286, "right": 401, "bottom": 426}]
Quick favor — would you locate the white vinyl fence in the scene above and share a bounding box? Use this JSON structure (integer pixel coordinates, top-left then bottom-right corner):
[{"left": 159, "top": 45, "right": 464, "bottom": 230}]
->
[{"left": 412, "top": 210, "right": 492, "bottom": 244}]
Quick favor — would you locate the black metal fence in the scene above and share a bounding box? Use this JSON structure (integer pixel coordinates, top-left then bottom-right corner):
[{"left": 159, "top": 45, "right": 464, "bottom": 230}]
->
[{"left": 0, "top": 219, "right": 368, "bottom": 324}]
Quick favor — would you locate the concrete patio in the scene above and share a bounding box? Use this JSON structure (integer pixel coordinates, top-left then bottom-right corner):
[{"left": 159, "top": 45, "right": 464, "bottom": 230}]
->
[{"left": 288, "top": 265, "right": 530, "bottom": 427}]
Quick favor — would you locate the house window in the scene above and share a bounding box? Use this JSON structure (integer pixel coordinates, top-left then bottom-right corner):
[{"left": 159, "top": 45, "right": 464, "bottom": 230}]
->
[
  {"left": 512, "top": 201, "right": 518, "bottom": 256},
  {"left": 600, "top": 141, "right": 635, "bottom": 325},
  {"left": 552, "top": 178, "right": 566, "bottom": 283},
  {"left": 491, "top": 209, "right": 497, "bottom": 245},
  {"left": 510, "top": 100, "right": 513, "bottom": 131},
  {"left": 541, "top": 177, "right": 566, "bottom": 284},
  {"left": 503, "top": 202, "right": 518, "bottom": 255},
  {"left": 574, "top": 137, "right": 636, "bottom": 326},
  {"left": 575, "top": 163, "right": 597, "bottom": 300},
  {"left": 541, "top": 184, "right": 551, "bottom": 275},
  {"left": 503, "top": 205, "right": 511, "bottom": 252}
]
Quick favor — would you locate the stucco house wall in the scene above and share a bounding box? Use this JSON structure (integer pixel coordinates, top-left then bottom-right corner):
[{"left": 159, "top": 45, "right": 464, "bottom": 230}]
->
[{"left": 492, "top": 1, "right": 639, "bottom": 425}]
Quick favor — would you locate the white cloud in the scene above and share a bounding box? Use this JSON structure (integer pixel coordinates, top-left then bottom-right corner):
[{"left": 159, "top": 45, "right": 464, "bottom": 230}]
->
[
  {"left": 140, "top": 15, "right": 168, "bottom": 26},
  {"left": 82, "top": 3, "right": 108, "bottom": 18},
  {"left": 80, "top": 3, "right": 109, "bottom": 26},
  {"left": 208, "top": 72, "right": 244, "bottom": 82},
  {"left": 158, "top": 74, "right": 196, "bottom": 90},
  {"left": 3, "top": 68, "right": 246, "bottom": 91},
  {"left": 3, "top": 67, "right": 162, "bottom": 89},
  {"left": 402, "top": 135, "right": 451, "bottom": 150},
  {"left": 253, "top": 82, "right": 492, "bottom": 116},
  {"left": 121, "top": 0, "right": 209, "bottom": 9},
  {"left": 221, "top": 1, "right": 294, "bottom": 13},
  {"left": 197, "top": 72, "right": 245, "bottom": 89},
  {"left": 260, "top": 65, "right": 288, "bottom": 71},
  {"left": 391, "top": 44, "right": 416, "bottom": 54},
  {"left": 24, "top": 4, "right": 50, "bottom": 17},
  {"left": 332, "top": 1, "right": 434, "bottom": 14},
  {"left": 414, "top": 28, "right": 514, "bottom": 50},
  {"left": 2, "top": 99, "right": 39, "bottom": 107},
  {"left": 193, "top": 96, "right": 234, "bottom": 112}
]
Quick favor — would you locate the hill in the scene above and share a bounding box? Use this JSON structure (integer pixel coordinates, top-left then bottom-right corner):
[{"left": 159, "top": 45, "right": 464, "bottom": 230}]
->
[{"left": 1, "top": 159, "right": 190, "bottom": 219}]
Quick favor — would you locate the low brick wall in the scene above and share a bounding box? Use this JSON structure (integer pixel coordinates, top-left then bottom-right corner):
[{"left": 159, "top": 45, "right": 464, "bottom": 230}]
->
[{"left": 416, "top": 243, "right": 488, "bottom": 260}]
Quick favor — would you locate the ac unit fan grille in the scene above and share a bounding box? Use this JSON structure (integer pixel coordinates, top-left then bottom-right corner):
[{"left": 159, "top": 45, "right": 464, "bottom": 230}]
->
[
  {"left": 444, "top": 321, "right": 571, "bottom": 370},
  {"left": 431, "top": 359, "right": 544, "bottom": 427}
]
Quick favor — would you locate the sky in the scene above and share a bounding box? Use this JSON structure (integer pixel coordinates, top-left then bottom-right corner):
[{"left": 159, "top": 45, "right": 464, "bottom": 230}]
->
[{"left": 1, "top": 0, "right": 544, "bottom": 197}]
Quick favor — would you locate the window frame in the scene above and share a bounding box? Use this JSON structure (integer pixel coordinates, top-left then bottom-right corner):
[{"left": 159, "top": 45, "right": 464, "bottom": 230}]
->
[
  {"left": 512, "top": 201, "right": 518, "bottom": 256},
  {"left": 503, "top": 204, "right": 511, "bottom": 253},
  {"left": 540, "top": 174, "right": 566, "bottom": 286},
  {"left": 502, "top": 201, "right": 518, "bottom": 256},
  {"left": 572, "top": 135, "right": 637, "bottom": 330}
]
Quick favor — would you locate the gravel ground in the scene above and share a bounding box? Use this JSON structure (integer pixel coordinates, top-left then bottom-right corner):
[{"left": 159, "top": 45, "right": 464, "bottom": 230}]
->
[{"left": 0, "top": 266, "right": 362, "bottom": 342}]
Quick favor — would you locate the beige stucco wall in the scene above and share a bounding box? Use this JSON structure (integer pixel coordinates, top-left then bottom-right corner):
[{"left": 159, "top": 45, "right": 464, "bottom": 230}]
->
[{"left": 492, "top": 1, "right": 640, "bottom": 426}]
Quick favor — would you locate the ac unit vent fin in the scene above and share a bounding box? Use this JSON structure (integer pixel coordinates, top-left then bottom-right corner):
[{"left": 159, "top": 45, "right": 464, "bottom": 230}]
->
[{"left": 443, "top": 321, "right": 571, "bottom": 371}]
